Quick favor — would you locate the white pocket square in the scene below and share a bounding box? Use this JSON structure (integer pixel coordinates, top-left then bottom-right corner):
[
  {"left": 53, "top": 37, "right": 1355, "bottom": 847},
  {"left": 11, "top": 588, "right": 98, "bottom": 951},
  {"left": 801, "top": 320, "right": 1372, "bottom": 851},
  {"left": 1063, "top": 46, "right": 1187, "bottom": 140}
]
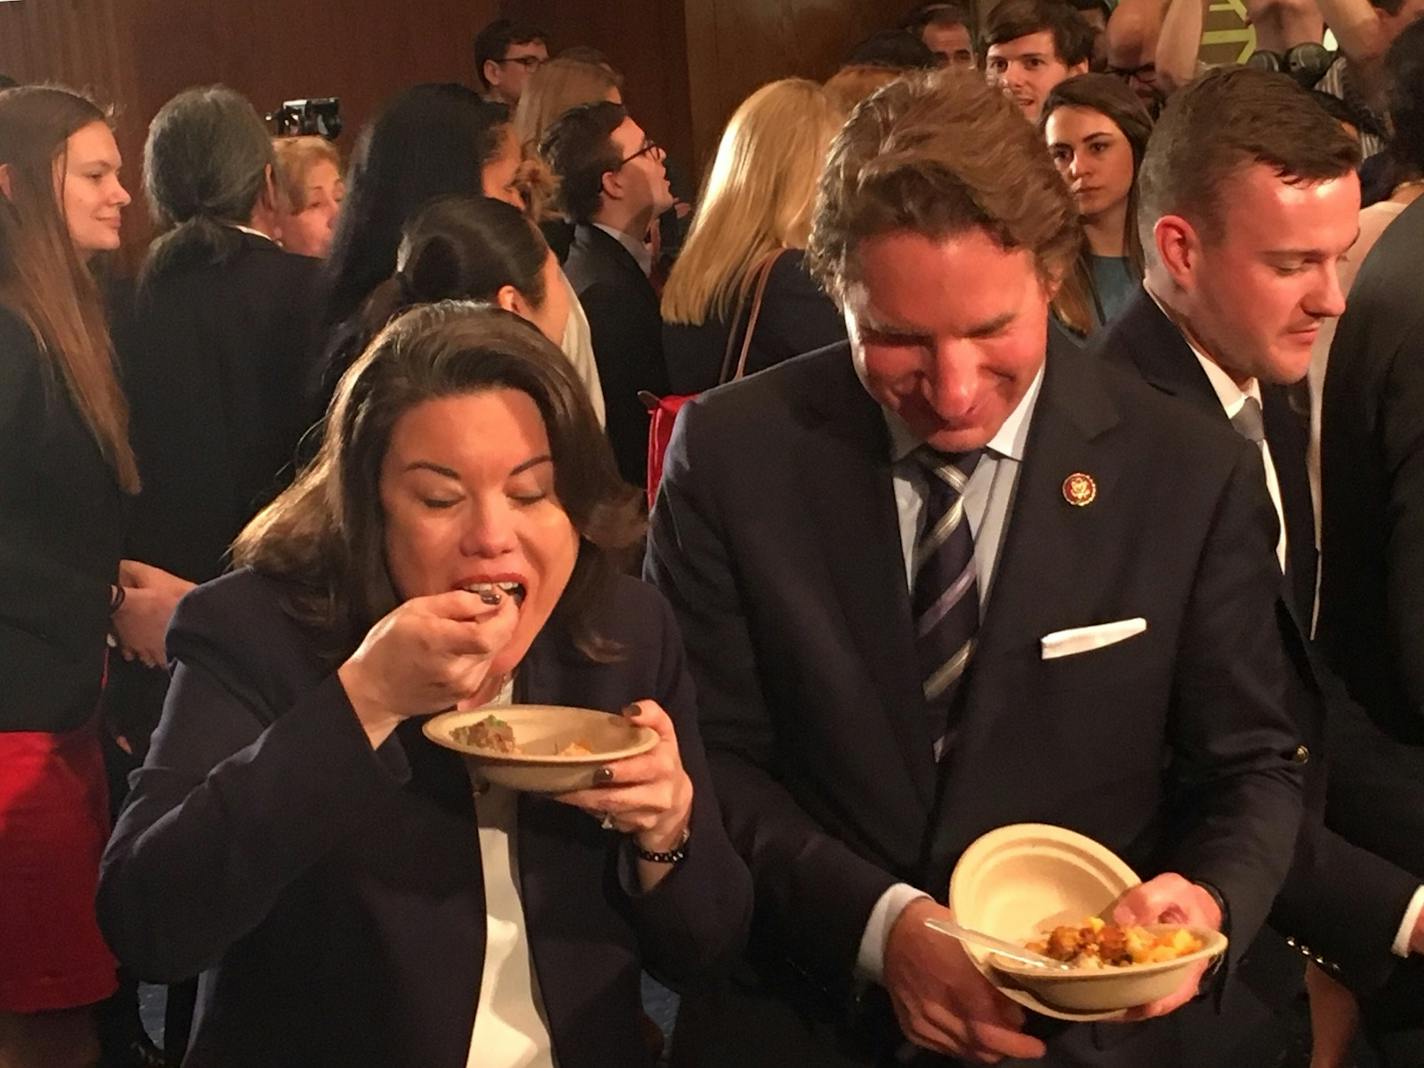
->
[{"left": 1040, "top": 617, "right": 1147, "bottom": 660}]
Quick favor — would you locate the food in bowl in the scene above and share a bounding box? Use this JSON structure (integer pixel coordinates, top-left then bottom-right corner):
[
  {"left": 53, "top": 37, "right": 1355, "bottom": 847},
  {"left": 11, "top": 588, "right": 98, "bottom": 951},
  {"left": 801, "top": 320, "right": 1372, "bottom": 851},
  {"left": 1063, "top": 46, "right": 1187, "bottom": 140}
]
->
[
  {"left": 1027, "top": 916, "right": 1204, "bottom": 969},
  {"left": 456, "top": 714, "right": 592, "bottom": 757}
]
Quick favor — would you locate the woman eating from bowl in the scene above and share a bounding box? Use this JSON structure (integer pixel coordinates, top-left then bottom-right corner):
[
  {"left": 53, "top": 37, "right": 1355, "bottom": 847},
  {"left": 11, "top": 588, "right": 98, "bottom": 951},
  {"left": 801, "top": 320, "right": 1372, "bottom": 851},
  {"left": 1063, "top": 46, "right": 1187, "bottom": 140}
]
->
[
  {"left": 98, "top": 302, "right": 752, "bottom": 1067},
  {"left": 1041, "top": 73, "right": 1154, "bottom": 336}
]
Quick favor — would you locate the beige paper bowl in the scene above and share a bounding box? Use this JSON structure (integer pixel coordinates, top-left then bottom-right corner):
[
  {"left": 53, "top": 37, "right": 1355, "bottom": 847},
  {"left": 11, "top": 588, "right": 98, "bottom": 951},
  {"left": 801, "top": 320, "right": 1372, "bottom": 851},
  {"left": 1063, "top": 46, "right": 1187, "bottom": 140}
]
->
[
  {"left": 423, "top": 704, "right": 658, "bottom": 793},
  {"left": 948, "top": 823, "right": 1224, "bottom": 1020}
]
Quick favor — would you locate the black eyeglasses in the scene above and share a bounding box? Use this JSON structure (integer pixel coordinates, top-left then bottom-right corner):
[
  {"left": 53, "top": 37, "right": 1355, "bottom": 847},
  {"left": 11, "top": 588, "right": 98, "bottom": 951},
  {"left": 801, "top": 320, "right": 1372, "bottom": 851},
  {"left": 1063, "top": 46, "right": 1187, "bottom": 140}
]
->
[
  {"left": 1108, "top": 61, "right": 1156, "bottom": 81},
  {"left": 498, "top": 55, "right": 544, "bottom": 71},
  {"left": 618, "top": 138, "right": 661, "bottom": 167}
]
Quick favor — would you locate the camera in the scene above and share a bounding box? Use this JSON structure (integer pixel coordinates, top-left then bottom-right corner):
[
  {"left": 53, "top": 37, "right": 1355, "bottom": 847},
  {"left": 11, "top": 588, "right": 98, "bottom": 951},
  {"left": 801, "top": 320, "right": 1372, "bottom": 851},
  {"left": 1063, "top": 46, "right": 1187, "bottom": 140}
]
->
[
  {"left": 267, "top": 98, "right": 342, "bottom": 140},
  {"left": 1245, "top": 43, "right": 1334, "bottom": 89}
]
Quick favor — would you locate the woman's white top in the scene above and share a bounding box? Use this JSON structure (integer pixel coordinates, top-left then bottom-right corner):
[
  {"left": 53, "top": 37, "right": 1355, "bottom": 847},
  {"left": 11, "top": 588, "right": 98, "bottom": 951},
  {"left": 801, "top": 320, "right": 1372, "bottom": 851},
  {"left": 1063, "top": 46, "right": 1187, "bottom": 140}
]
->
[
  {"left": 559, "top": 271, "right": 608, "bottom": 430},
  {"left": 466, "top": 679, "right": 557, "bottom": 1067}
]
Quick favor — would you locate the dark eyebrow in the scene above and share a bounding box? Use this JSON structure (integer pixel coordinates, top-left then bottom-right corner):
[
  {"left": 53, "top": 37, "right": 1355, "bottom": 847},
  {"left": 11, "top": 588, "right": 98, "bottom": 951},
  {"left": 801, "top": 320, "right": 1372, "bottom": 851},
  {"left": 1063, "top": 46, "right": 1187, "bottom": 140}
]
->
[
  {"left": 405, "top": 461, "right": 460, "bottom": 478},
  {"left": 511, "top": 454, "right": 553, "bottom": 476},
  {"left": 404, "top": 454, "right": 553, "bottom": 479}
]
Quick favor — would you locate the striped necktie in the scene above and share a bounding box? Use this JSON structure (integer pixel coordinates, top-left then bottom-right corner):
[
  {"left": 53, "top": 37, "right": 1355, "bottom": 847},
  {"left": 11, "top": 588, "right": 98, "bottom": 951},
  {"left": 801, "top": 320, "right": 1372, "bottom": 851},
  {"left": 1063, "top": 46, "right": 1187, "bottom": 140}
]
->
[{"left": 912, "top": 447, "right": 982, "bottom": 760}]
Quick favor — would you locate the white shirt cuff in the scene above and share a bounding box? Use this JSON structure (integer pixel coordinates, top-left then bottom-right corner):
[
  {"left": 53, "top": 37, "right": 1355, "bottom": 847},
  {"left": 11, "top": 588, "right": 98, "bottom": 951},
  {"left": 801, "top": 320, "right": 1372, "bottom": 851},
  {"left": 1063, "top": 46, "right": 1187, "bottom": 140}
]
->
[
  {"left": 855, "top": 882, "right": 932, "bottom": 983},
  {"left": 1392, "top": 885, "right": 1424, "bottom": 958}
]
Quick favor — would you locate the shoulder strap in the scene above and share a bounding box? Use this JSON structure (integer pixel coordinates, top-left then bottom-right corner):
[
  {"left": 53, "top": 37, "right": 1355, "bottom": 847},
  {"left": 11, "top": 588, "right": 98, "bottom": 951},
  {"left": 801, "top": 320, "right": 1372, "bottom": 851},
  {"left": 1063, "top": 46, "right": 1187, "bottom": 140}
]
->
[{"left": 717, "top": 249, "right": 783, "bottom": 386}]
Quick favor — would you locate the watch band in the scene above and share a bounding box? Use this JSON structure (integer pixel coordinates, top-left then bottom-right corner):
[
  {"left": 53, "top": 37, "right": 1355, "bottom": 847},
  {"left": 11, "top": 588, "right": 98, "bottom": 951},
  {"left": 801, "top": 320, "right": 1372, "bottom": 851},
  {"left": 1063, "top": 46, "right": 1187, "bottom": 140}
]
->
[{"left": 635, "top": 826, "right": 690, "bottom": 865}]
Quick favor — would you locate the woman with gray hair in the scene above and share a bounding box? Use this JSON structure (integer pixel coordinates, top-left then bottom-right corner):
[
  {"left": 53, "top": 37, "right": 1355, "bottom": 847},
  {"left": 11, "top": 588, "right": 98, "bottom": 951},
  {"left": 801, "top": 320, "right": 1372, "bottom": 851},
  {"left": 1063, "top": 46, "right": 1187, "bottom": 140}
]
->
[
  {"left": 140, "top": 85, "right": 284, "bottom": 283},
  {"left": 105, "top": 87, "right": 327, "bottom": 986}
]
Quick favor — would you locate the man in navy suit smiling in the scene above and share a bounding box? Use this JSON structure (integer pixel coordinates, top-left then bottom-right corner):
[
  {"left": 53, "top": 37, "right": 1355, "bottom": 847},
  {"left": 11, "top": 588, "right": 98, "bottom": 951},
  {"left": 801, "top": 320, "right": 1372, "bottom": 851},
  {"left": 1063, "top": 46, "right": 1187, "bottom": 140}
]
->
[{"left": 647, "top": 71, "right": 1305, "bottom": 1067}]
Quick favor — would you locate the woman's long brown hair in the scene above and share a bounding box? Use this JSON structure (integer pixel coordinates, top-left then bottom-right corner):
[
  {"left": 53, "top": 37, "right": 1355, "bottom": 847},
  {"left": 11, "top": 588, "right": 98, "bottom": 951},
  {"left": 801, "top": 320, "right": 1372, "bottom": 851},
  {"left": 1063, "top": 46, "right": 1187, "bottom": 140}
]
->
[
  {"left": 0, "top": 86, "right": 139, "bottom": 492},
  {"left": 1040, "top": 74, "right": 1155, "bottom": 337}
]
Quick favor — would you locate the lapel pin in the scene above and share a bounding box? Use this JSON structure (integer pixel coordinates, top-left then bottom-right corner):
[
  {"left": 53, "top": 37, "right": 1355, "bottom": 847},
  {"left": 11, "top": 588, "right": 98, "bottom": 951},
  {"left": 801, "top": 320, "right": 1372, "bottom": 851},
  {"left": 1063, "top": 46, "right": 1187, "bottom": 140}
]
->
[{"left": 1062, "top": 472, "right": 1097, "bottom": 507}]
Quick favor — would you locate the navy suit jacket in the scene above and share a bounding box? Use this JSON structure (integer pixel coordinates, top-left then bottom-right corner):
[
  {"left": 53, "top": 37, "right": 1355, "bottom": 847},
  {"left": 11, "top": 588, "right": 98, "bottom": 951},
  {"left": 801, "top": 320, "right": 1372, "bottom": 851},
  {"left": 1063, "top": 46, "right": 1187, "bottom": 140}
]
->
[
  {"left": 564, "top": 224, "right": 670, "bottom": 488},
  {"left": 99, "top": 570, "right": 751, "bottom": 1067},
  {"left": 1090, "top": 287, "right": 1420, "bottom": 994},
  {"left": 647, "top": 333, "right": 1305, "bottom": 1064}
]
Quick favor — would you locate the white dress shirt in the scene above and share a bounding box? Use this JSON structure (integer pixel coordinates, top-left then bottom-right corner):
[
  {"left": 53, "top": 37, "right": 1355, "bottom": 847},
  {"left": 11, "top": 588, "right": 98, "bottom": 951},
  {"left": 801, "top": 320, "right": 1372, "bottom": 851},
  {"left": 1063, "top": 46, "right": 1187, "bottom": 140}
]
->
[
  {"left": 855, "top": 365, "right": 1046, "bottom": 981},
  {"left": 466, "top": 679, "right": 558, "bottom": 1067},
  {"left": 557, "top": 271, "right": 607, "bottom": 429}
]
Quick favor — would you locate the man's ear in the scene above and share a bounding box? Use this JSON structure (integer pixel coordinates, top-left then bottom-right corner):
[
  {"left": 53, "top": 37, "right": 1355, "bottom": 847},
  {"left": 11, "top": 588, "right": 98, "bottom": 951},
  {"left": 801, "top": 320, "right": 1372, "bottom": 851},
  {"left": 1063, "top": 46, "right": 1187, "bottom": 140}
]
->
[
  {"left": 483, "top": 59, "right": 503, "bottom": 91},
  {"left": 1153, "top": 214, "right": 1199, "bottom": 291},
  {"left": 0, "top": 163, "right": 11, "bottom": 201},
  {"left": 494, "top": 283, "right": 524, "bottom": 316},
  {"left": 259, "top": 163, "right": 279, "bottom": 211},
  {"left": 599, "top": 167, "right": 622, "bottom": 203},
  {"left": 1068, "top": 60, "right": 1090, "bottom": 77}
]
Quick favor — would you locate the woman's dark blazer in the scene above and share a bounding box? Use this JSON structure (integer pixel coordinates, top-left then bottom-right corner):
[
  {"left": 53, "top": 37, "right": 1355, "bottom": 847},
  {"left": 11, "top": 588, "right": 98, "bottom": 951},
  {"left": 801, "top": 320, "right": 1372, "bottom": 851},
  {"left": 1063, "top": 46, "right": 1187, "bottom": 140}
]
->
[
  {"left": 119, "top": 233, "right": 323, "bottom": 586},
  {"left": 98, "top": 569, "right": 753, "bottom": 1068},
  {"left": 661, "top": 249, "right": 846, "bottom": 396},
  {"left": 0, "top": 305, "right": 125, "bottom": 733}
]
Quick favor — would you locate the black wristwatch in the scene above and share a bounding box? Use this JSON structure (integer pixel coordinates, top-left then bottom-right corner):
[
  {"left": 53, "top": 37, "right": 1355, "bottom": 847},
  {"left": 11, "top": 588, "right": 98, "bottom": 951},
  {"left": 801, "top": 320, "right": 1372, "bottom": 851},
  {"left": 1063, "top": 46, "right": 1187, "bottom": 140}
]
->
[{"left": 635, "top": 826, "right": 690, "bottom": 865}]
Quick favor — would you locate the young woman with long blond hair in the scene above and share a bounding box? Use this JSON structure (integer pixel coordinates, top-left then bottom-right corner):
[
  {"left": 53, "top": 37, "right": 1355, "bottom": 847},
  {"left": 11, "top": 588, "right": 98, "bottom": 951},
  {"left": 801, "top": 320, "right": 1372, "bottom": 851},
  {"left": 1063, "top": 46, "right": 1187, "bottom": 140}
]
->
[
  {"left": 661, "top": 79, "right": 847, "bottom": 394},
  {"left": 0, "top": 84, "right": 182, "bottom": 1068}
]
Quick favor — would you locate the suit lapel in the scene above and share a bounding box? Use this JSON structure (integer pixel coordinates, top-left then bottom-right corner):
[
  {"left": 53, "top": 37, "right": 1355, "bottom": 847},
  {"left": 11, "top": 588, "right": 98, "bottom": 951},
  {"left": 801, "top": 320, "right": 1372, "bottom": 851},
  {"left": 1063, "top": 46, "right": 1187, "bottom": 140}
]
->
[
  {"left": 800, "top": 352, "right": 938, "bottom": 808},
  {"left": 1103, "top": 288, "right": 1222, "bottom": 417},
  {"left": 961, "top": 336, "right": 1127, "bottom": 719},
  {"left": 923, "top": 336, "right": 1129, "bottom": 880},
  {"left": 1106, "top": 290, "right": 1317, "bottom": 627},
  {"left": 578, "top": 224, "right": 657, "bottom": 310}
]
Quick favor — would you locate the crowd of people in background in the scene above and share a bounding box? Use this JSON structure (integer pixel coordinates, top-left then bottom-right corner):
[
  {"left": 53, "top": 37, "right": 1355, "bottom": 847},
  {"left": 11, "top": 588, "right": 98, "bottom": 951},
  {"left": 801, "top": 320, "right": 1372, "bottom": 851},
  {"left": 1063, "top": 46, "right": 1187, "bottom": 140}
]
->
[{"left": 4, "top": 1, "right": 1424, "bottom": 1065}]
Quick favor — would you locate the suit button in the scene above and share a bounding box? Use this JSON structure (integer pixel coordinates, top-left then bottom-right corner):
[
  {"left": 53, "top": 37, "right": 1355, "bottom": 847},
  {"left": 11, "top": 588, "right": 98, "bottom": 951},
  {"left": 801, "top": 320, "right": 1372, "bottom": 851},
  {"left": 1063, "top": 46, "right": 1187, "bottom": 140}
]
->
[{"left": 1292, "top": 745, "right": 1310, "bottom": 764}]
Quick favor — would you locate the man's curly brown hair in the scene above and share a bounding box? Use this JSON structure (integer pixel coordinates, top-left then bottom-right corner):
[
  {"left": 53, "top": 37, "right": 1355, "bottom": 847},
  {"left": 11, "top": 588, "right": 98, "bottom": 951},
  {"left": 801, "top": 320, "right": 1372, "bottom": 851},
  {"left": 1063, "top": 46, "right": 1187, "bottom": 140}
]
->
[{"left": 807, "top": 70, "right": 1080, "bottom": 304}]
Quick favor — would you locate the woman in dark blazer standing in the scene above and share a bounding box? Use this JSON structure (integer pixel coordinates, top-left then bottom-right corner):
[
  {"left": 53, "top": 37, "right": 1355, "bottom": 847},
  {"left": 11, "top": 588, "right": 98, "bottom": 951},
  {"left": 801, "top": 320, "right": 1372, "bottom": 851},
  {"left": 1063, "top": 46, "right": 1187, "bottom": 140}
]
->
[
  {"left": 99, "top": 303, "right": 753, "bottom": 1067},
  {"left": 0, "top": 85, "right": 162, "bottom": 1067},
  {"left": 122, "top": 85, "right": 324, "bottom": 595},
  {"left": 660, "top": 79, "right": 847, "bottom": 395}
]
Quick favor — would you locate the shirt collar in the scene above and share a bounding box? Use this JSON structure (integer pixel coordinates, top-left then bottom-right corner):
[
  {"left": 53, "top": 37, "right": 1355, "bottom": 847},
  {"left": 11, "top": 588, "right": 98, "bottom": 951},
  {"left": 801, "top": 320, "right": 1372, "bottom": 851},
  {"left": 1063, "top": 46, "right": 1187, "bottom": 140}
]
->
[
  {"left": 884, "top": 360, "right": 1046, "bottom": 464},
  {"left": 592, "top": 222, "right": 652, "bottom": 276},
  {"left": 1143, "top": 282, "right": 1262, "bottom": 418},
  {"left": 230, "top": 223, "right": 277, "bottom": 245}
]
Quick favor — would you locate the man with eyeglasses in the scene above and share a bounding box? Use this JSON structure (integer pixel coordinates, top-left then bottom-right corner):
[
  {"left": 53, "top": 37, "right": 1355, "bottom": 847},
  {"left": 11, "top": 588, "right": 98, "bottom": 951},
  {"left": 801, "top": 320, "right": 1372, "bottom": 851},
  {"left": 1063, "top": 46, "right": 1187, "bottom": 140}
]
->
[
  {"left": 540, "top": 101, "right": 674, "bottom": 489},
  {"left": 473, "top": 18, "right": 548, "bottom": 106},
  {"left": 1105, "top": 0, "right": 1171, "bottom": 114}
]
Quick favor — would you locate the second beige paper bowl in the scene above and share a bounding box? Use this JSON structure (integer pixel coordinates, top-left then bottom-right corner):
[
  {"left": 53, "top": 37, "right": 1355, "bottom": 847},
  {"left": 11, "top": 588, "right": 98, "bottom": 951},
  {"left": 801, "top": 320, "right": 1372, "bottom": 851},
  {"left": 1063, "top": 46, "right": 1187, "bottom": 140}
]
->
[{"left": 948, "top": 823, "right": 1225, "bottom": 1020}]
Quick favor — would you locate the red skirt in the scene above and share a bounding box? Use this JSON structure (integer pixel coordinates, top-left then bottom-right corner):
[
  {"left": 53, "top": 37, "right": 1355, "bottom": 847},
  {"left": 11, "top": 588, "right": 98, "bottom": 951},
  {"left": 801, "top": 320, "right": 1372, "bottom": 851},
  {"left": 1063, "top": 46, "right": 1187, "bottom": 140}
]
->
[{"left": 0, "top": 721, "right": 118, "bottom": 1012}]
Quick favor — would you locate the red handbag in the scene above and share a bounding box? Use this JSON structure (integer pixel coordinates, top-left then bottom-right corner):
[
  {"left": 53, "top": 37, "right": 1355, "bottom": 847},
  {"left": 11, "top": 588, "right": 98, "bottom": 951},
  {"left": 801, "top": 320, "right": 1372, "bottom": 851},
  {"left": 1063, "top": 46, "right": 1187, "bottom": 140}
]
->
[{"left": 642, "top": 251, "right": 779, "bottom": 510}]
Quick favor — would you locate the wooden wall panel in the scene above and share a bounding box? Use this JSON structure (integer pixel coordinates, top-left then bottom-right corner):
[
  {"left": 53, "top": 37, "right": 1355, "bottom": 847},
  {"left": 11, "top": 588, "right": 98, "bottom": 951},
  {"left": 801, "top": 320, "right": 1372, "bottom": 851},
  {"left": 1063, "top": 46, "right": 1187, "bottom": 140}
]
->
[
  {"left": 682, "top": 0, "right": 922, "bottom": 175},
  {"left": 0, "top": 0, "right": 503, "bottom": 262}
]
